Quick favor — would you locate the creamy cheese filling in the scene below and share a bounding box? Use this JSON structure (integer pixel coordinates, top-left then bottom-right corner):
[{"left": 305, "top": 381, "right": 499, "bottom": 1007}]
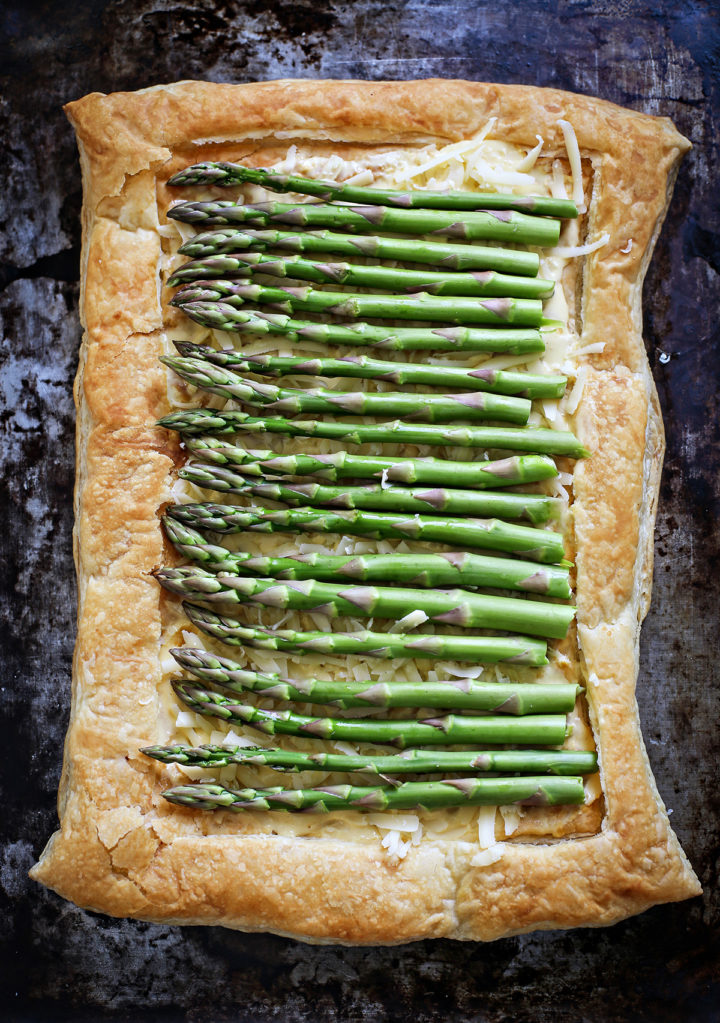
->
[{"left": 155, "top": 125, "right": 603, "bottom": 857}]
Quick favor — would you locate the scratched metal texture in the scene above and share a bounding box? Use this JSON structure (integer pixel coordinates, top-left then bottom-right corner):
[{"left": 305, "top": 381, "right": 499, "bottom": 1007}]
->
[{"left": 1, "top": 1, "right": 718, "bottom": 1020}]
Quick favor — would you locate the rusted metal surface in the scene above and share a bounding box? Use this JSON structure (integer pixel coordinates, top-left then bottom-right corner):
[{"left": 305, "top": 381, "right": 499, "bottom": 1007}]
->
[{"left": 1, "top": 1, "right": 718, "bottom": 1019}]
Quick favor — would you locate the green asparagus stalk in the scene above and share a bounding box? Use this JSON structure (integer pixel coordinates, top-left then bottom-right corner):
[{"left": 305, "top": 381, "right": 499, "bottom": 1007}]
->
[
  {"left": 157, "top": 567, "right": 575, "bottom": 638},
  {"left": 169, "top": 646, "right": 578, "bottom": 711},
  {"left": 171, "top": 280, "right": 543, "bottom": 327},
  {"left": 168, "top": 162, "right": 579, "bottom": 220},
  {"left": 162, "top": 776, "right": 585, "bottom": 812},
  {"left": 184, "top": 439, "right": 560, "bottom": 490},
  {"left": 182, "top": 603, "right": 549, "bottom": 665},
  {"left": 172, "top": 680, "right": 568, "bottom": 746},
  {"left": 161, "top": 354, "right": 531, "bottom": 424},
  {"left": 165, "top": 504, "right": 567, "bottom": 563},
  {"left": 143, "top": 743, "right": 598, "bottom": 776},
  {"left": 172, "top": 342, "right": 567, "bottom": 399},
  {"left": 163, "top": 775, "right": 584, "bottom": 811},
  {"left": 177, "top": 227, "right": 542, "bottom": 276},
  {"left": 162, "top": 519, "right": 572, "bottom": 598},
  {"left": 174, "top": 303, "right": 545, "bottom": 354},
  {"left": 158, "top": 408, "right": 590, "bottom": 458},
  {"left": 167, "top": 199, "right": 562, "bottom": 246},
  {"left": 179, "top": 461, "right": 560, "bottom": 524},
  {"left": 168, "top": 251, "right": 555, "bottom": 300}
]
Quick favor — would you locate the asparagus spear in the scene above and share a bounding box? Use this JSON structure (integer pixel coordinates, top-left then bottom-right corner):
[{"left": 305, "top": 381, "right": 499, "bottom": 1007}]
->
[
  {"left": 157, "top": 568, "right": 575, "bottom": 638},
  {"left": 179, "top": 462, "right": 560, "bottom": 523},
  {"left": 168, "top": 251, "right": 555, "bottom": 300},
  {"left": 172, "top": 341, "right": 567, "bottom": 399},
  {"left": 182, "top": 603, "right": 549, "bottom": 664},
  {"left": 158, "top": 408, "right": 590, "bottom": 458},
  {"left": 174, "top": 303, "right": 545, "bottom": 354},
  {"left": 167, "top": 199, "right": 562, "bottom": 246},
  {"left": 163, "top": 519, "right": 572, "bottom": 598},
  {"left": 168, "top": 162, "right": 579, "bottom": 220},
  {"left": 143, "top": 743, "right": 598, "bottom": 776},
  {"left": 165, "top": 504, "right": 567, "bottom": 563},
  {"left": 183, "top": 439, "right": 560, "bottom": 490},
  {"left": 171, "top": 280, "right": 543, "bottom": 327},
  {"left": 177, "top": 226, "right": 542, "bottom": 276},
  {"left": 161, "top": 354, "right": 531, "bottom": 424},
  {"left": 172, "top": 680, "right": 568, "bottom": 746},
  {"left": 162, "top": 776, "right": 586, "bottom": 812},
  {"left": 169, "top": 646, "right": 578, "bottom": 711}
]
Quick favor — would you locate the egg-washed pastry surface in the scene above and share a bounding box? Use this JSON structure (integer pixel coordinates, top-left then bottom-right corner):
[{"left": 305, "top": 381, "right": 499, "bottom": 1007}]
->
[{"left": 30, "top": 79, "right": 700, "bottom": 944}]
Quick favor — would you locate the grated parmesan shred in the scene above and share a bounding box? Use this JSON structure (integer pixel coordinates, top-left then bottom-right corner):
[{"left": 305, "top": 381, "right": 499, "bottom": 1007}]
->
[
  {"left": 388, "top": 610, "right": 429, "bottom": 633},
  {"left": 584, "top": 773, "right": 602, "bottom": 804},
  {"left": 181, "top": 630, "right": 205, "bottom": 649},
  {"left": 517, "top": 135, "right": 544, "bottom": 171},
  {"left": 556, "top": 118, "right": 586, "bottom": 212},
  {"left": 554, "top": 233, "right": 610, "bottom": 259},
  {"left": 568, "top": 341, "right": 607, "bottom": 358},
  {"left": 500, "top": 806, "right": 522, "bottom": 837},
  {"left": 444, "top": 664, "right": 484, "bottom": 679},
  {"left": 476, "top": 806, "right": 498, "bottom": 848},
  {"left": 564, "top": 365, "right": 588, "bottom": 415},
  {"left": 381, "top": 831, "right": 412, "bottom": 860},
  {"left": 551, "top": 160, "right": 569, "bottom": 200}
]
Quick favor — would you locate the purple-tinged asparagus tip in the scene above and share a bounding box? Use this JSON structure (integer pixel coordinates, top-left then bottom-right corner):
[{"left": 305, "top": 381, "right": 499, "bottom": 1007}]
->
[
  {"left": 432, "top": 606, "right": 472, "bottom": 626},
  {"left": 493, "top": 695, "right": 522, "bottom": 715},
  {"left": 348, "top": 205, "right": 385, "bottom": 225},
  {"left": 413, "top": 488, "right": 447, "bottom": 510},
  {"left": 482, "top": 209, "right": 513, "bottom": 222},
  {"left": 481, "top": 298, "right": 513, "bottom": 320},
  {"left": 470, "top": 754, "right": 492, "bottom": 770},
  {"left": 519, "top": 789, "right": 552, "bottom": 806},
  {"left": 420, "top": 716, "right": 451, "bottom": 733},
  {"left": 468, "top": 367, "right": 498, "bottom": 383},
  {"left": 518, "top": 570, "right": 552, "bottom": 594},
  {"left": 443, "top": 778, "right": 478, "bottom": 795}
]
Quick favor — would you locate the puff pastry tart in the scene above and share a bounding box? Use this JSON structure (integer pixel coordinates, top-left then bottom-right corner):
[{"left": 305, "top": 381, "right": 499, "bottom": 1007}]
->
[{"left": 31, "top": 80, "right": 701, "bottom": 943}]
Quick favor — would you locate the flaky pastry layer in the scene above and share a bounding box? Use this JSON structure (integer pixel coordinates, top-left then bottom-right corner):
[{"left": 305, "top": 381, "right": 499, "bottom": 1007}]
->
[{"left": 31, "top": 79, "right": 700, "bottom": 944}]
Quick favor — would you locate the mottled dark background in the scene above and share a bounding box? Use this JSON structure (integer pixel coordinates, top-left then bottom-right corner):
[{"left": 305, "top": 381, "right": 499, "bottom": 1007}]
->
[{"left": 1, "top": 1, "right": 718, "bottom": 1020}]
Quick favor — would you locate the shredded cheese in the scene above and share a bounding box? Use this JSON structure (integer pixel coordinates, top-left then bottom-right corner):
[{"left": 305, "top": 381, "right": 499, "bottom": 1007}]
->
[
  {"left": 443, "top": 664, "right": 484, "bottom": 679},
  {"left": 470, "top": 845, "right": 504, "bottom": 867},
  {"left": 554, "top": 233, "right": 610, "bottom": 259},
  {"left": 409, "top": 139, "right": 485, "bottom": 178},
  {"left": 568, "top": 341, "right": 607, "bottom": 358},
  {"left": 476, "top": 806, "right": 498, "bottom": 849},
  {"left": 551, "top": 159, "right": 569, "bottom": 200},
  {"left": 388, "top": 610, "right": 429, "bottom": 633},
  {"left": 517, "top": 134, "right": 544, "bottom": 171},
  {"left": 381, "top": 831, "right": 411, "bottom": 860},
  {"left": 556, "top": 118, "right": 586, "bottom": 212},
  {"left": 500, "top": 806, "right": 522, "bottom": 837},
  {"left": 584, "top": 773, "right": 603, "bottom": 805},
  {"left": 344, "top": 169, "right": 374, "bottom": 187},
  {"left": 542, "top": 399, "right": 559, "bottom": 423},
  {"left": 181, "top": 630, "right": 205, "bottom": 649},
  {"left": 564, "top": 365, "right": 588, "bottom": 415}
]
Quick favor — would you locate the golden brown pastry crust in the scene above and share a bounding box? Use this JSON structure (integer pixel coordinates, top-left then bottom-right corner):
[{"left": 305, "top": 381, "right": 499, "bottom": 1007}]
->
[{"left": 31, "top": 80, "right": 700, "bottom": 943}]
